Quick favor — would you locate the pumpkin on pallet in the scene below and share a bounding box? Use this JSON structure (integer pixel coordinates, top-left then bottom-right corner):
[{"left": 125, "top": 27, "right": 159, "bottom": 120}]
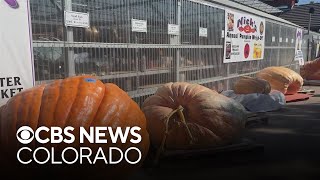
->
[
  {"left": 300, "top": 58, "right": 320, "bottom": 80},
  {"left": 306, "top": 71, "right": 320, "bottom": 80},
  {"left": 142, "top": 82, "right": 247, "bottom": 160},
  {"left": 0, "top": 76, "right": 149, "bottom": 177},
  {"left": 234, "top": 76, "right": 271, "bottom": 94},
  {"left": 257, "top": 67, "right": 303, "bottom": 95}
]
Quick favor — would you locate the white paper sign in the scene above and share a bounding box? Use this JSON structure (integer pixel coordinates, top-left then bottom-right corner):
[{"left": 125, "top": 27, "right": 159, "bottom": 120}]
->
[
  {"left": 295, "top": 50, "right": 304, "bottom": 65},
  {"left": 224, "top": 10, "right": 266, "bottom": 63},
  {"left": 286, "top": 38, "right": 288, "bottom": 43},
  {"left": 168, "top": 24, "right": 179, "bottom": 35},
  {"left": 199, "top": 27, "right": 208, "bottom": 37},
  {"left": 0, "top": 0, "right": 35, "bottom": 106},
  {"left": 279, "top": 37, "right": 283, "bottom": 43},
  {"left": 316, "top": 43, "right": 320, "bottom": 58},
  {"left": 65, "top": 11, "right": 90, "bottom": 28},
  {"left": 272, "top": 36, "right": 275, "bottom": 42},
  {"left": 298, "top": 57, "right": 305, "bottom": 66},
  {"left": 132, "top": 19, "right": 147, "bottom": 33},
  {"left": 295, "top": 28, "right": 304, "bottom": 65}
]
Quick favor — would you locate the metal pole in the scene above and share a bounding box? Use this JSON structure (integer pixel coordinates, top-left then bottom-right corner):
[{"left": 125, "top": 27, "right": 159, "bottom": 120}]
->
[
  {"left": 306, "top": 13, "right": 311, "bottom": 62},
  {"left": 175, "top": 0, "right": 182, "bottom": 82},
  {"left": 65, "top": 0, "right": 76, "bottom": 77},
  {"left": 307, "top": 10, "right": 313, "bottom": 62}
]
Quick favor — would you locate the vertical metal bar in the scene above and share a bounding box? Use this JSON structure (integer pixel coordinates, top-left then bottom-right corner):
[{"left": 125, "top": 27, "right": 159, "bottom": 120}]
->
[
  {"left": 175, "top": 0, "right": 181, "bottom": 82},
  {"left": 307, "top": 34, "right": 311, "bottom": 62},
  {"left": 65, "top": 0, "right": 75, "bottom": 77},
  {"left": 277, "top": 25, "right": 281, "bottom": 66}
]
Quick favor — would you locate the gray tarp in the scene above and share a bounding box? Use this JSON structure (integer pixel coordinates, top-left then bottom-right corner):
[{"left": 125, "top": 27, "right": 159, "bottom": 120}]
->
[{"left": 221, "top": 90, "right": 286, "bottom": 112}]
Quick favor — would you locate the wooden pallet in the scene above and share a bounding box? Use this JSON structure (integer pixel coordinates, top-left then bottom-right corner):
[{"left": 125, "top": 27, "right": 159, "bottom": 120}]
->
[
  {"left": 143, "top": 113, "right": 267, "bottom": 166},
  {"left": 136, "top": 139, "right": 265, "bottom": 169},
  {"left": 298, "top": 89, "right": 315, "bottom": 94},
  {"left": 245, "top": 112, "right": 269, "bottom": 128},
  {"left": 161, "top": 138, "right": 264, "bottom": 160},
  {"left": 143, "top": 139, "right": 264, "bottom": 168},
  {"left": 304, "top": 80, "right": 320, "bottom": 86}
]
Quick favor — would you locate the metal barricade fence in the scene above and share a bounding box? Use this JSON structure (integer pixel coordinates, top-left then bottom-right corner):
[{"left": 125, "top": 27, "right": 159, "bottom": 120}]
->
[{"left": 30, "top": 0, "right": 314, "bottom": 106}]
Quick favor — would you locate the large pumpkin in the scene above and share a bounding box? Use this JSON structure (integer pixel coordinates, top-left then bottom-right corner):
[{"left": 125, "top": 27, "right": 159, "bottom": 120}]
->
[
  {"left": 300, "top": 58, "right": 320, "bottom": 80},
  {"left": 0, "top": 76, "right": 149, "bottom": 176},
  {"left": 234, "top": 76, "right": 271, "bottom": 94},
  {"left": 306, "top": 71, "right": 320, "bottom": 80},
  {"left": 142, "top": 82, "right": 246, "bottom": 150},
  {"left": 257, "top": 67, "right": 303, "bottom": 95}
]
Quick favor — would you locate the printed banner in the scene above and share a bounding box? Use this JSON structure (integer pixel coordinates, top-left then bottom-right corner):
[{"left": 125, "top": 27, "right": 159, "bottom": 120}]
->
[
  {"left": 294, "top": 28, "right": 304, "bottom": 65},
  {"left": 0, "top": 0, "right": 34, "bottom": 106},
  {"left": 224, "top": 10, "right": 266, "bottom": 63}
]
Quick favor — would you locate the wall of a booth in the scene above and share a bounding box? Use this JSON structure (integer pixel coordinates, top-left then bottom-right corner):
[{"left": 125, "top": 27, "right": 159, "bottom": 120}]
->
[{"left": 30, "top": 0, "right": 317, "bottom": 105}]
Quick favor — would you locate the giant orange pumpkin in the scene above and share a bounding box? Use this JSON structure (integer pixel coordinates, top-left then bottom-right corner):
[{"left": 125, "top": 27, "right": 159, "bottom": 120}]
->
[
  {"left": 0, "top": 76, "right": 149, "bottom": 176},
  {"left": 257, "top": 67, "right": 303, "bottom": 95},
  {"left": 142, "top": 82, "right": 246, "bottom": 151},
  {"left": 234, "top": 76, "right": 271, "bottom": 94},
  {"left": 300, "top": 58, "right": 320, "bottom": 80}
]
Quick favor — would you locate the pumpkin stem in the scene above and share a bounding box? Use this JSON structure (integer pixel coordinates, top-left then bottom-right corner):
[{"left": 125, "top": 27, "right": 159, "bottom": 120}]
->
[
  {"left": 154, "top": 105, "right": 195, "bottom": 165},
  {"left": 177, "top": 105, "right": 195, "bottom": 144},
  {"left": 154, "top": 106, "right": 182, "bottom": 165}
]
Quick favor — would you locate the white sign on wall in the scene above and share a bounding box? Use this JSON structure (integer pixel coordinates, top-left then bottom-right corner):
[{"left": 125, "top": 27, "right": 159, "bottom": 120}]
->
[
  {"left": 224, "top": 10, "right": 266, "bottom": 63},
  {"left": 0, "top": 0, "right": 35, "bottom": 106},
  {"left": 199, "top": 27, "right": 208, "bottom": 37},
  {"left": 65, "top": 11, "right": 90, "bottom": 28},
  {"left": 132, "top": 19, "right": 147, "bottom": 33},
  {"left": 294, "top": 28, "right": 304, "bottom": 65},
  {"left": 316, "top": 43, "right": 320, "bottom": 58},
  {"left": 168, "top": 24, "right": 179, "bottom": 35}
]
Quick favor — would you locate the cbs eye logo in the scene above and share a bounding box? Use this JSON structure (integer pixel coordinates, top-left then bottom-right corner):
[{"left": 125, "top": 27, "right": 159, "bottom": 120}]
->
[{"left": 16, "top": 126, "right": 34, "bottom": 144}]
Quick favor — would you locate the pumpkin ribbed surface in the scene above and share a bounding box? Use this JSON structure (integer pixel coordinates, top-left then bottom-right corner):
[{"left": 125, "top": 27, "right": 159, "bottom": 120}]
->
[
  {"left": 0, "top": 76, "right": 149, "bottom": 174},
  {"left": 142, "top": 82, "right": 246, "bottom": 150},
  {"left": 234, "top": 76, "right": 271, "bottom": 94},
  {"left": 300, "top": 58, "right": 320, "bottom": 80},
  {"left": 257, "top": 67, "right": 303, "bottom": 95},
  {"left": 307, "top": 71, "right": 320, "bottom": 80}
]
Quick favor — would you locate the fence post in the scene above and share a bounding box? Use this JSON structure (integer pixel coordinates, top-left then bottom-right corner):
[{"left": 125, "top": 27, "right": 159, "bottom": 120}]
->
[
  {"left": 175, "top": 0, "right": 182, "bottom": 82},
  {"left": 64, "top": 0, "right": 76, "bottom": 77}
]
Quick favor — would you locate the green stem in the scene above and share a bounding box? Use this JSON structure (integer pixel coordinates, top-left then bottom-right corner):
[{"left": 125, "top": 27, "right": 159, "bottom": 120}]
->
[{"left": 154, "top": 105, "right": 195, "bottom": 165}]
